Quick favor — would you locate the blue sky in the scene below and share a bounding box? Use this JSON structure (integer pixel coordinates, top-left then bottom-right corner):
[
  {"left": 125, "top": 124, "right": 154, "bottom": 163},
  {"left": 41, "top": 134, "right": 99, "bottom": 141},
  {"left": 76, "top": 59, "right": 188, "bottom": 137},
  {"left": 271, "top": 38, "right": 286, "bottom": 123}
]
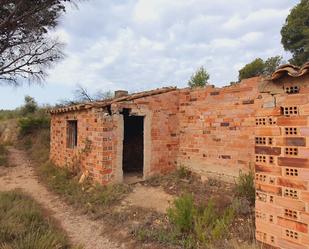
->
[{"left": 0, "top": 0, "right": 299, "bottom": 109}]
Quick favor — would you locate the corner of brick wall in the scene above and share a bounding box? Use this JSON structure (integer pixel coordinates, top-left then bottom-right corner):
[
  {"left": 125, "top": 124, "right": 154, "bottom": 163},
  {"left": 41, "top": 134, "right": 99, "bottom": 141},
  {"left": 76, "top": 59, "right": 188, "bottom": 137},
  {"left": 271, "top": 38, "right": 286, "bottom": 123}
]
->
[{"left": 255, "top": 76, "right": 309, "bottom": 249}]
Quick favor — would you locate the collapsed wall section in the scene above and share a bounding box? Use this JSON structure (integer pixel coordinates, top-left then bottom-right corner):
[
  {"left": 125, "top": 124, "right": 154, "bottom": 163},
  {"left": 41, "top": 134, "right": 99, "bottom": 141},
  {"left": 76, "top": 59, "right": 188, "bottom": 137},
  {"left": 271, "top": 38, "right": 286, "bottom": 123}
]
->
[{"left": 177, "top": 77, "right": 261, "bottom": 180}]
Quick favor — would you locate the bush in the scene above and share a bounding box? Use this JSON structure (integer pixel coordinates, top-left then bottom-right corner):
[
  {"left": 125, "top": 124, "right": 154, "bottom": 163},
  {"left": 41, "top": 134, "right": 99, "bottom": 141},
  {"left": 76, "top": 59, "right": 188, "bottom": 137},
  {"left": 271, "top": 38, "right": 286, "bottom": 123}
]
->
[
  {"left": 235, "top": 169, "right": 255, "bottom": 205},
  {"left": 193, "top": 199, "right": 217, "bottom": 244},
  {"left": 211, "top": 206, "right": 235, "bottom": 240},
  {"left": 20, "top": 96, "right": 38, "bottom": 116},
  {"left": 167, "top": 195, "right": 236, "bottom": 248},
  {"left": 0, "top": 190, "right": 70, "bottom": 249},
  {"left": 19, "top": 116, "right": 50, "bottom": 136},
  {"left": 167, "top": 194, "right": 196, "bottom": 234}
]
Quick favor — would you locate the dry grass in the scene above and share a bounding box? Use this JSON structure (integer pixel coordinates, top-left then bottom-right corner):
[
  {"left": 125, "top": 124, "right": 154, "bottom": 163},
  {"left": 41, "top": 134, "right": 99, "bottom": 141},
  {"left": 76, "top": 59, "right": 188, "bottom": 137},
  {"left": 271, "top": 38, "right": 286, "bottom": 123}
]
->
[
  {"left": 0, "top": 190, "right": 75, "bottom": 249},
  {"left": 0, "top": 144, "right": 8, "bottom": 167},
  {"left": 37, "top": 161, "right": 132, "bottom": 218}
]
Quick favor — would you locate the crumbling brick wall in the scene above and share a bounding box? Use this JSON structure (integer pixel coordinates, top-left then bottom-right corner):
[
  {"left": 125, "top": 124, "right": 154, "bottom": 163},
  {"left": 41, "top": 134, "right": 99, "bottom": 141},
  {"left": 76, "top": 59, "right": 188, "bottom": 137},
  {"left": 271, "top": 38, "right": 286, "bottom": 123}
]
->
[
  {"left": 255, "top": 74, "right": 309, "bottom": 248},
  {"left": 50, "top": 90, "right": 179, "bottom": 184},
  {"left": 50, "top": 68, "right": 309, "bottom": 248}
]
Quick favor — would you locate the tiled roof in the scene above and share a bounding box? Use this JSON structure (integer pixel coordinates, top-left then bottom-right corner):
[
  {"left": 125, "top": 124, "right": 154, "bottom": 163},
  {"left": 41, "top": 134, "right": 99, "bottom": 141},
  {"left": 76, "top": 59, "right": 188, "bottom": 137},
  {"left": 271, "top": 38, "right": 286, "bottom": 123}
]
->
[
  {"left": 269, "top": 62, "right": 309, "bottom": 80},
  {"left": 49, "top": 87, "right": 177, "bottom": 114}
]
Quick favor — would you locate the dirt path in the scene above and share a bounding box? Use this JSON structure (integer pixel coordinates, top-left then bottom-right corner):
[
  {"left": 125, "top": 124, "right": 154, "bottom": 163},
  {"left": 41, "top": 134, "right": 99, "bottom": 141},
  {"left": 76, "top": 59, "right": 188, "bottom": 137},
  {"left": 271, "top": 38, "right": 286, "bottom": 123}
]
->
[{"left": 0, "top": 148, "right": 123, "bottom": 249}]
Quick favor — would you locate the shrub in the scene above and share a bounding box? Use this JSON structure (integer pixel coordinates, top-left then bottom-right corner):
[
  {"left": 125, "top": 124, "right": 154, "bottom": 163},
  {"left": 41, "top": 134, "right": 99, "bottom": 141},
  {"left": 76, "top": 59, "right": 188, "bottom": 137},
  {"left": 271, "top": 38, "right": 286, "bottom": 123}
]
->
[
  {"left": 194, "top": 199, "right": 217, "bottom": 244},
  {"left": 167, "top": 195, "right": 236, "bottom": 248},
  {"left": 19, "top": 116, "right": 50, "bottom": 136},
  {"left": 211, "top": 206, "right": 235, "bottom": 240},
  {"left": 20, "top": 96, "right": 38, "bottom": 116},
  {"left": 167, "top": 194, "right": 196, "bottom": 234},
  {"left": 235, "top": 169, "right": 255, "bottom": 205}
]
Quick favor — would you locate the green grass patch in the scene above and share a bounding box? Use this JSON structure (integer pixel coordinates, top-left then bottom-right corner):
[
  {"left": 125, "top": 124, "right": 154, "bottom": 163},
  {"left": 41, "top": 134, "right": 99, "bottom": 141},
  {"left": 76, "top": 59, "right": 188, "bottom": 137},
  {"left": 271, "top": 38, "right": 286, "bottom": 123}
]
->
[
  {"left": 38, "top": 161, "right": 131, "bottom": 217},
  {"left": 0, "top": 190, "right": 72, "bottom": 249}
]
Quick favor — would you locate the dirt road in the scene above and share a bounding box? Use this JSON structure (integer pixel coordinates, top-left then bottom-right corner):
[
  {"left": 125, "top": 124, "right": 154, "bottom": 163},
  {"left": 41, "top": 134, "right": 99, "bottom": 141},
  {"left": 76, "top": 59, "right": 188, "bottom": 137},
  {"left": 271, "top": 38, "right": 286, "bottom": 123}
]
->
[{"left": 0, "top": 147, "right": 123, "bottom": 249}]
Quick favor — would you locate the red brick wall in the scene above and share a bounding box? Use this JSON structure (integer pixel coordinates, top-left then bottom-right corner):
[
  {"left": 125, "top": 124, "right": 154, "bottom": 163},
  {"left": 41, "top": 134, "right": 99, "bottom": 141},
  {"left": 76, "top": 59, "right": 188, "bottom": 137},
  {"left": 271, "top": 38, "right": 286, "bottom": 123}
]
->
[
  {"left": 111, "top": 90, "right": 180, "bottom": 176},
  {"left": 177, "top": 77, "right": 261, "bottom": 180},
  {"left": 50, "top": 90, "right": 179, "bottom": 184},
  {"left": 255, "top": 75, "right": 309, "bottom": 248},
  {"left": 50, "top": 74, "right": 309, "bottom": 248},
  {"left": 50, "top": 109, "right": 119, "bottom": 184}
]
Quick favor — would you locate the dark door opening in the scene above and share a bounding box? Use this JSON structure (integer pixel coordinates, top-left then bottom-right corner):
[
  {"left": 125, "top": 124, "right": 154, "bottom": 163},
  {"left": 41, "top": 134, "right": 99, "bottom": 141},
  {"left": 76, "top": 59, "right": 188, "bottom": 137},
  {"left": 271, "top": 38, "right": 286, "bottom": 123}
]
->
[{"left": 122, "top": 110, "right": 144, "bottom": 179}]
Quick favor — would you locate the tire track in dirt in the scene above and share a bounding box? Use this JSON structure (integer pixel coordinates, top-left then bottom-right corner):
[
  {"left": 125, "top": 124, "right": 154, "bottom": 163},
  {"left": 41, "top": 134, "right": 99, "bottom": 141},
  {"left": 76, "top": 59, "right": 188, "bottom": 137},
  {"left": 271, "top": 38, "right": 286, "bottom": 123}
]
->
[{"left": 0, "top": 147, "right": 123, "bottom": 249}]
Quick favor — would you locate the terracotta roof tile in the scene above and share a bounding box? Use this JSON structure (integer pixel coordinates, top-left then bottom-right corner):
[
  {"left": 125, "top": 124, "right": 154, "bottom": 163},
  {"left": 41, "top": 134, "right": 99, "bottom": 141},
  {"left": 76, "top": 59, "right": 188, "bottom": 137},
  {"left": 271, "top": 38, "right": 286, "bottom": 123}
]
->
[
  {"left": 269, "top": 62, "right": 309, "bottom": 81},
  {"left": 50, "top": 87, "right": 177, "bottom": 114}
]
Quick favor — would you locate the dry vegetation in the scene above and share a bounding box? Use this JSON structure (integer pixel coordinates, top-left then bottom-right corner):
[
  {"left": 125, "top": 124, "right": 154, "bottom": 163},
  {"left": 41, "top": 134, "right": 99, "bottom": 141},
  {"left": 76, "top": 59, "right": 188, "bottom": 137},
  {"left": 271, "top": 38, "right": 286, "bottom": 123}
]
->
[
  {"left": 0, "top": 144, "right": 8, "bottom": 166},
  {"left": 0, "top": 190, "right": 75, "bottom": 249}
]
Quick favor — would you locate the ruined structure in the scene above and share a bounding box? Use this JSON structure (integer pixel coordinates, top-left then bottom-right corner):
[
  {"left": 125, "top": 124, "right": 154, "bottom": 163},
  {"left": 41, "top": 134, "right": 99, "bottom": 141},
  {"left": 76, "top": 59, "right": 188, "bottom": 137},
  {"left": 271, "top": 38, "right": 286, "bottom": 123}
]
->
[{"left": 50, "top": 62, "right": 309, "bottom": 248}]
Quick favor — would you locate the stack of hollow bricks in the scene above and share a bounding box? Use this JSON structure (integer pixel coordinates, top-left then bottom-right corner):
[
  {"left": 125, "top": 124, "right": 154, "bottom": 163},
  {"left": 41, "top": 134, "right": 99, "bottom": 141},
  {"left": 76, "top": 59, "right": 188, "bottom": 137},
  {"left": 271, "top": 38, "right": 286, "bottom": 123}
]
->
[{"left": 255, "top": 75, "right": 309, "bottom": 249}]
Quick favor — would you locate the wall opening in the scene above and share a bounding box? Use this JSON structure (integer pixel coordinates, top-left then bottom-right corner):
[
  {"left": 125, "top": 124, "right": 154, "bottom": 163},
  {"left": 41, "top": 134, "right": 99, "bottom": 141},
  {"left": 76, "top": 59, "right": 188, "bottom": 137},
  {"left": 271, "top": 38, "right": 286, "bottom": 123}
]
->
[
  {"left": 67, "top": 120, "right": 78, "bottom": 148},
  {"left": 122, "top": 109, "right": 144, "bottom": 182}
]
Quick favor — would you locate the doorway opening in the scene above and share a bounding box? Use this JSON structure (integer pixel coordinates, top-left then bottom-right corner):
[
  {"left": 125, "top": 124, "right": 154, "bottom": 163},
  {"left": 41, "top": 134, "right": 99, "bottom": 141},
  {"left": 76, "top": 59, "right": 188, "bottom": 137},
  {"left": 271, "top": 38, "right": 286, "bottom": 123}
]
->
[{"left": 122, "top": 109, "right": 144, "bottom": 183}]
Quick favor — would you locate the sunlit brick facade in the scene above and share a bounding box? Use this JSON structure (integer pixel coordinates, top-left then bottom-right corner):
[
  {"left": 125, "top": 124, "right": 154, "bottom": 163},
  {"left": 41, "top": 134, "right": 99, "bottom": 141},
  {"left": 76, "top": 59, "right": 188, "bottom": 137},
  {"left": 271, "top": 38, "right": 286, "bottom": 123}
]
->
[{"left": 50, "top": 63, "right": 309, "bottom": 248}]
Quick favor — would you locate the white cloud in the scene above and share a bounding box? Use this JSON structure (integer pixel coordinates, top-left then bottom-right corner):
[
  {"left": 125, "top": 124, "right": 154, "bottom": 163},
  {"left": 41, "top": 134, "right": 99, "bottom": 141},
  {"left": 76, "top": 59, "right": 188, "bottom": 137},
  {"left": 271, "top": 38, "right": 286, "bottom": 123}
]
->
[{"left": 46, "top": 0, "right": 299, "bottom": 92}]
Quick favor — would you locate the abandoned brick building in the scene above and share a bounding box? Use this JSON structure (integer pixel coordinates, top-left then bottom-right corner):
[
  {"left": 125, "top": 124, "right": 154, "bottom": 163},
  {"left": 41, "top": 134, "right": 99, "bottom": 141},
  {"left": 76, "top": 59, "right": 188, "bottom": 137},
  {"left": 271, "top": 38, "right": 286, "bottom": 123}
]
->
[{"left": 50, "top": 62, "right": 309, "bottom": 248}]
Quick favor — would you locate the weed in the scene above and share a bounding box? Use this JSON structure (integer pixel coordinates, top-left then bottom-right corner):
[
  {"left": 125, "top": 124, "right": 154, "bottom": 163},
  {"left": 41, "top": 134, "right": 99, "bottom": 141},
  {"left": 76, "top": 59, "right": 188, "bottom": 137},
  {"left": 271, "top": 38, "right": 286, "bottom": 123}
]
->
[
  {"left": 207, "top": 178, "right": 222, "bottom": 187},
  {"left": 231, "top": 197, "right": 251, "bottom": 215},
  {"left": 212, "top": 206, "right": 235, "bottom": 241},
  {"left": 0, "top": 190, "right": 71, "bottom": 249},
  {"left": 134, "top": 227, "right": 179, "bottom": 245},
  {"left": 167, "top": 193, "right": 196, "bottom": 234},
  {"left": 194, "top": 199, "right": 217, "bottom": 244},
  {"left": 235, "top": 169, "right": 255, "bottom": 205},
  {"left": 176, "top": 165, "right": 191, "bottom": 179}
]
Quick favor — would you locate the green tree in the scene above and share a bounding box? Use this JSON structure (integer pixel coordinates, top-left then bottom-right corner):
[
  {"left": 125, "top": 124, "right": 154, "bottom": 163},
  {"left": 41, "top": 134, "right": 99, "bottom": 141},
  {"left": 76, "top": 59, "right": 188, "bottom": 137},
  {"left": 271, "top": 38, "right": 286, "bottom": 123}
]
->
[
  {"left": 188, "top": 66, "right": 210, "bottom": 88},
  {"left": 0, "top": 0, "right": 78, "bottom": 86},
  {"left": 281, "top": 0, "right": 309, "bottom": 66},
  {"left": 238, "top": 58, "right": 265, "bottom": 81},
  {"left": 21, "top": 96, "right": 38, "bottom": 115},
  {"left": 263, "top": 56, "right": 283, "bottom": 76},
  {"left": 238, "top": 56, "right": 283, "bottom": 81}
]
